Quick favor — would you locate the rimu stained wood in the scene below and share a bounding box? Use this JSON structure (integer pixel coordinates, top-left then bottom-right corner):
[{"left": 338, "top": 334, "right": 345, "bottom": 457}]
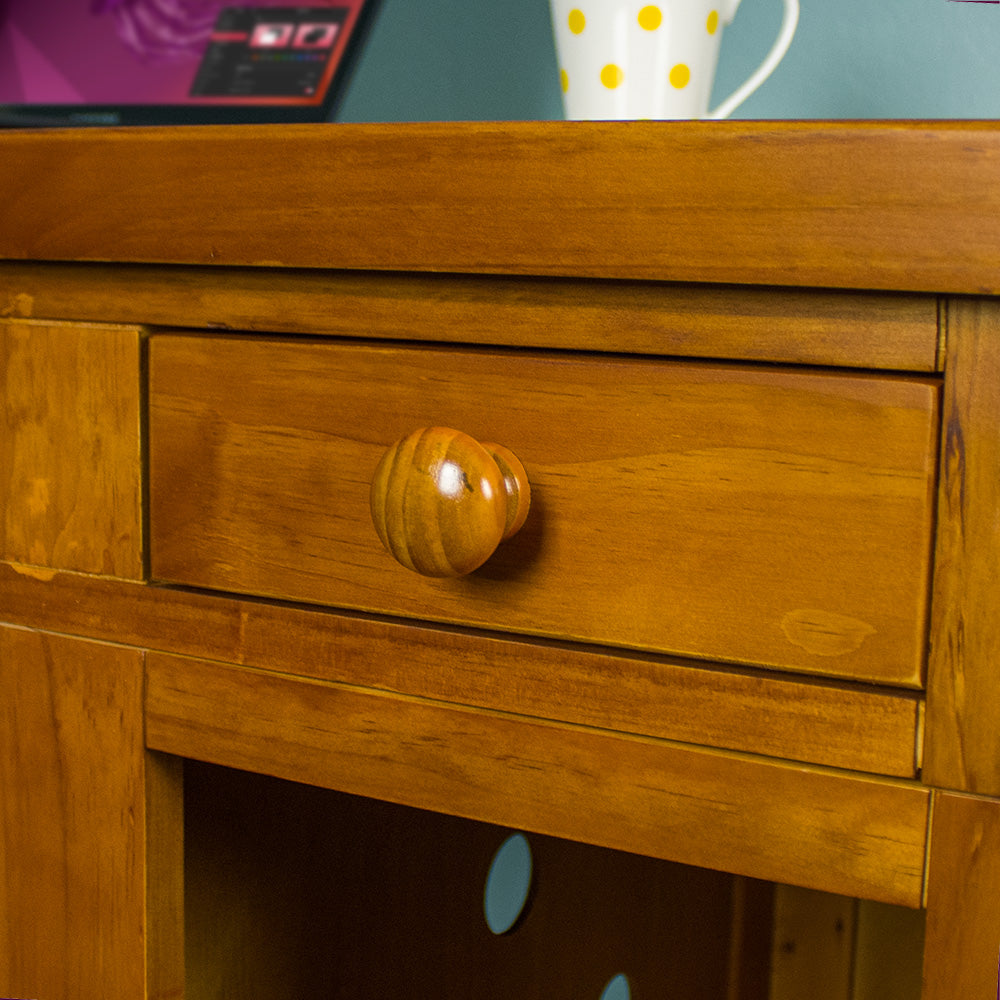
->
[
  {"left": 0, "top": 562, "right": 922, "bottom": 776},
  {"left": 0, "top": 627, "right": 182, "bottom": 1000},
  {"left": 926, "top": 298, "right": 1000, "bottom": 795},
  {"left": 3, "top": 122, "right": 1000, "bottom": 293},
  {"left": 0, "top": 318, "right": 143, "bottom": 578},
  {"left": 146, "top": 651, "right": 930, "bottom": 907},
  {"left": 150, "top": 334, "right": 939, "bottom": 685},
  {"left": 922, "top": 792, "right": 1000, "bottom": 998},
  {"left": 0, "top": 261, "right": 940, "bottom": 372},
  {"left": 185, "top": 761, "right": 769, "bottom": 1000}
]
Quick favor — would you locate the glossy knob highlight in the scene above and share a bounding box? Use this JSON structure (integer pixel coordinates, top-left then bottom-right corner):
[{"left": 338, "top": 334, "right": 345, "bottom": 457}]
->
[{"left": 370, "top": 427, "right": 530, "bottom": 577}]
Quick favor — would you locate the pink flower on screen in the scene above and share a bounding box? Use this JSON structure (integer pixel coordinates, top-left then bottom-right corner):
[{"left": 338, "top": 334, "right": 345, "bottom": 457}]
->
[{"left": 90, "top": 0, "right": 224, "bottom": 62}]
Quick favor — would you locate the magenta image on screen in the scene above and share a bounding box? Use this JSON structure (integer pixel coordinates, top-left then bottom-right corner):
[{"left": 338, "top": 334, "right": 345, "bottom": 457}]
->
[{"left": 0, "top": 0, "right": 363, "bottom": 105}]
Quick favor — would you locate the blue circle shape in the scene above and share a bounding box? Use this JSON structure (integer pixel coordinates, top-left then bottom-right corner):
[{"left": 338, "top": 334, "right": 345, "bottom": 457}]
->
[
  {"left": 483, "top": 833, "right": 533, "bottom": 935},
  {"left": 599, "top": 973, "right": 631, "bottom": 1000}
]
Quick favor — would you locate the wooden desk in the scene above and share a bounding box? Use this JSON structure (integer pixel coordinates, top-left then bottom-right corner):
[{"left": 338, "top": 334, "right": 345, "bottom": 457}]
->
[{"left": 2, "top": 122, "right": 999, "bottom": 998}]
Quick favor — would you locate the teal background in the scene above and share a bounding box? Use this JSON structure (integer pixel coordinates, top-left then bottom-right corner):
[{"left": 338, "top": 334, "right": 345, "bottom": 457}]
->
[{"left": 336, "top": 0, "right": 1000, "bottom": 122}]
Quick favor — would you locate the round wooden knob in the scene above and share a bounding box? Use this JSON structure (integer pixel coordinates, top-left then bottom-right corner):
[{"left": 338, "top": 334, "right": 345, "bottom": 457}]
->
[{"left": 370, "top": 427, "right": 531, "bottom": 578}]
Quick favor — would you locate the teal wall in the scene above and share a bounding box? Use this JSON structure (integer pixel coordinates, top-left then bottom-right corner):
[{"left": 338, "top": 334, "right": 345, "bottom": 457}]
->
[{"left": 337, "top": 0, "right": 1000, "bottom": 122}]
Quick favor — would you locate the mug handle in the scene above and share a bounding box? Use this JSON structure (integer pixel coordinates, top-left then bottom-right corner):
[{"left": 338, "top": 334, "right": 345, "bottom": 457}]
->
[{"left": 704, "top": 0, "right": 799, "bottom": 120}]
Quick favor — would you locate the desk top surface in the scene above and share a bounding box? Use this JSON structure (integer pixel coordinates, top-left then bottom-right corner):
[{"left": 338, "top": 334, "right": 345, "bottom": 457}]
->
[{"left": 2, "top": 120, "right": 1000, "bottom": 294}]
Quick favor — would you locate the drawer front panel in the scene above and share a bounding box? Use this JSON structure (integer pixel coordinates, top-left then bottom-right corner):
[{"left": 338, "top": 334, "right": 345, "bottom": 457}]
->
[{"left": 149, "top": 335, "right": 938, "bottom": 685}]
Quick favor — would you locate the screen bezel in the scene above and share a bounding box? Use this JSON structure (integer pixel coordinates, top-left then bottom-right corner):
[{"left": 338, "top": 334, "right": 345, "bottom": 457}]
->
[{"left": 0, "top": 0, "right": 380, "bottom": 128}]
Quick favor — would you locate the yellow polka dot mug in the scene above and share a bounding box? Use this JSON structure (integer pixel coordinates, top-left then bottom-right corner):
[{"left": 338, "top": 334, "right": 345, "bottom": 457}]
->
[{"left": 550, "top": 0, "right": 798, "bottom": 119}]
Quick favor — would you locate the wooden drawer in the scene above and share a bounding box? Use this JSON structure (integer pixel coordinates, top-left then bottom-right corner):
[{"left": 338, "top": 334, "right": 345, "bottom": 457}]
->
[{"left": 149, "top": 334, "right": 939, "bottom": 685}]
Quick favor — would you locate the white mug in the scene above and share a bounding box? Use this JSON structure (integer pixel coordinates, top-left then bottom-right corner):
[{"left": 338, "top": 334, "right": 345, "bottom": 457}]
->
[{"left": 549, "top": 0, "right": 798, "bottom": 120}]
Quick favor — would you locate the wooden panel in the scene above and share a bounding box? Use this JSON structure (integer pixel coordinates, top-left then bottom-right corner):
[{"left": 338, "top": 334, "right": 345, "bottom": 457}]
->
[
  {"left": 146, "top": 751, "right": 186, "bottom": 1000},
  {"left": 184, "top": 761, "right": 769, "bottom": 1000},
  {"left": 767, "top": 891, "right": 926, "bottom": 1000},
  {"left": 0, "top": 261, "right": 940, "bottom": 372},
  {"left": 0, "top": 563, "right": 922, "bottom": 777},
  {"left": 150, "top": 335, "right": 939, "bottom": 685},
  {"left": 850, "top": 900, "right": 925, "bottom": 1000},
  {"left": 3, "top": 122, "right": 1000, "bottom": 293},
  {"left": 0, "top": 627, "right": 182, "bottom": 1000},
  {"left": 923, "top": 793, "right": 1000, "bottom": 999},
  {"left": 0, "top": 319, "right": 143, "bottom": 578},
  {"left": 145, "top": 652, "right": 931, "bottom": 906},
  {"left": 926, "top": 298, "right": 1000, "bottom": 795},
  {"left": 768, "top": 886, "right": 856, "bottom": 1000}
]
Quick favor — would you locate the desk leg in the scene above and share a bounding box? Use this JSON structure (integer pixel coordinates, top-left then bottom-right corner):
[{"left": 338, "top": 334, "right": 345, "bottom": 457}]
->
[
  {"left": 923, "top": 792, "right": 1000, "bottom": 998},
  {"left": 0, "top": 627, "right": 183, "bottom": 1000}
]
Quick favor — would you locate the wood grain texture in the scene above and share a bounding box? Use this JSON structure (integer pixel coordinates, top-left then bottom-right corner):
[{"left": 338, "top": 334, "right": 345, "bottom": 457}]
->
[
  {"left": 184, "top": 761, "right": 769, "bottom": 1000},
  {"left": 922, "top": 793, "right": 1000, "bottom": 999},
  {"left": 0, "top": 562, "right": 922, "bottom": 777},
  {"left": 925, "top": 299, "right": 1000, "bottom": 795},
  {"left": 145, "top": 651, "right": 930, "bottom": 906},
  {"left": 768, "top": 886, "right": 856, "bottom": 1000},
  {"left": 0, "top": 627, "right": 180, "bottom": 999},
  {"left": 3, "top": 123, "right": 1000, "bottom": 293},
  {"left": 150, "top": 335, "right": 939, "bottom": 685},
  {"left": 370, "top": 427, "right": 530, "bottom": 577},
  {"left": 0, "top": 319, "right": 143, "bottom": 577},
  {"left": 146, "top": 751, "right": 185, "bottom": 1000},
  {"left": 0, "top": 261, "right": 940, "bottom": 372}
]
